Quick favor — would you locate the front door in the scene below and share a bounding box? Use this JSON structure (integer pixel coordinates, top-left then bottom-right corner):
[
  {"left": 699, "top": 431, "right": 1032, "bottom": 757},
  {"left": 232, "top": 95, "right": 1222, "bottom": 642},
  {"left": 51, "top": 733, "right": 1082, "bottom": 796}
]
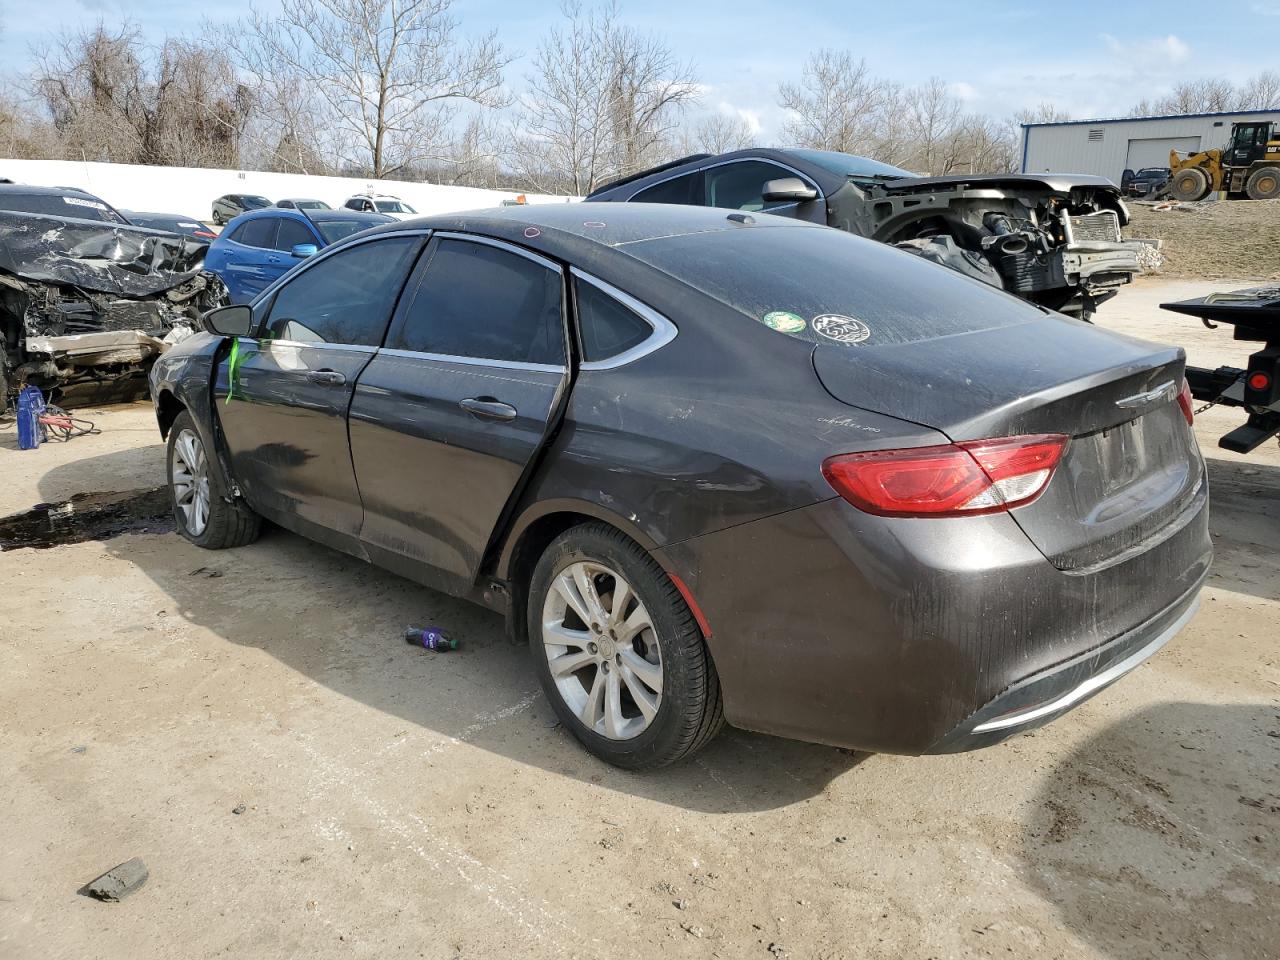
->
[
  {"left": 214, "top": 234, "right": 423, "bottom": 551},
  {"left": 349, "top": 234, "right": 568, "bottom": 591}
]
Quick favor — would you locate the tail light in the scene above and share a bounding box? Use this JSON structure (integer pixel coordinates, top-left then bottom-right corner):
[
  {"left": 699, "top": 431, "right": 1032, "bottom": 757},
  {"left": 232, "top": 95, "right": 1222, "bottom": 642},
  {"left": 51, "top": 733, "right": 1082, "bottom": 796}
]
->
[
  {"left": 822, "top": 434, "right": 1068, "bottom": 518},
  {"left": 1176, "top": 378, "right": 1194, "bottom": 426}
]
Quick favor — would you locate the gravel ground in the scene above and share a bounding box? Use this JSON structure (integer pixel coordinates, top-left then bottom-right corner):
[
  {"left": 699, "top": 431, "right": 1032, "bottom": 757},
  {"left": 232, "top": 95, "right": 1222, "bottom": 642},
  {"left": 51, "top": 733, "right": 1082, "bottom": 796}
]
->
[
  {"left": 1, "top": 279, "right": 1277, "bottom": 960},
  {"left": 1127, "top": 198, "right": 1280, "bottom": 281}
]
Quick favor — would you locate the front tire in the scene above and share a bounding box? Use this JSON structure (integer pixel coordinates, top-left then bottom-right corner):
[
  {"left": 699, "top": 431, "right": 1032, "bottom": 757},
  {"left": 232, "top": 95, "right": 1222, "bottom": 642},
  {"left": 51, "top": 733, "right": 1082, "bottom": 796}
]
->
[
  {"left": 1246, "top": 166, "right": 1280, "bottom": 200},
  {"left": 528, "top": 523, "right": 723, "bottom": 769},
  {"left": 166, "top": 410, "right": 261, "bottom": 549},
  {"left": 1170, "top": 167, "right": 1210, "bottom": 201}
]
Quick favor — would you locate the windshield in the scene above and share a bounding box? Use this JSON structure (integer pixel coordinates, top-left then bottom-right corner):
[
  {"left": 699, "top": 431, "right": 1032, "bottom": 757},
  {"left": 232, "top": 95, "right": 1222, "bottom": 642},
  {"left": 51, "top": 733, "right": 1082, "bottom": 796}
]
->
[
  {"left": 787, "top": 149, "right": 914, "bottom": 181},
  {"left": 315, "top": 218, "right": 383, "bottom": 243},
  {"left": 374, "top": 200, "right": 415, "bottom": 214},
  {"left": 0, "top": 191, "right": 128, "bottom": 223}
]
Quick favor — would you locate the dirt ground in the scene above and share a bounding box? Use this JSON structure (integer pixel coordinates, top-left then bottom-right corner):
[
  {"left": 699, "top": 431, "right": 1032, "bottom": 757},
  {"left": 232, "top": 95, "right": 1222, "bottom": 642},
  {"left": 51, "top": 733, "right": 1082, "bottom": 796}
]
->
[
  {"left": 1127, "top": 198, "right": 1280, "bottom": 281},
  {"left": 1, "top": 278, "right": 1277, "bottom": 960}
]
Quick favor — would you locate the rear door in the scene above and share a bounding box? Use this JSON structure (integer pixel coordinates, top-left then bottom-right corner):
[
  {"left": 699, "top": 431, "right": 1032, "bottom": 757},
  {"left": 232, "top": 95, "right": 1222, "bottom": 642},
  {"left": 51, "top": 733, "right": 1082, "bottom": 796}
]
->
[
  {"left": 349, "top": 233, "right": 568, "bottom": 590},
  {"left": 215, "top": 234, "right": 423, "bottom": 550}
]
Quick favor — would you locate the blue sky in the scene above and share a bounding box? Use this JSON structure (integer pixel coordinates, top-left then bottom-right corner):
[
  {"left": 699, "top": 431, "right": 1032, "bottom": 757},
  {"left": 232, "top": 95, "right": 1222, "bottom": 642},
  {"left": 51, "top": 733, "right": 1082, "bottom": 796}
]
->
[{"left": 4, "top": 0, "right": 1279, "bottom": 140}]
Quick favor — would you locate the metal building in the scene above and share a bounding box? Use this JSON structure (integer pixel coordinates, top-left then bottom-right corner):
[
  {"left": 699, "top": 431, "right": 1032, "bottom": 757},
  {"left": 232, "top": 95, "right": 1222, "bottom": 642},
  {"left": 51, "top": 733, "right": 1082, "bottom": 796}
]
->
[{"left": 1021, "top": 109, "right": 1280, "bottom": 182}]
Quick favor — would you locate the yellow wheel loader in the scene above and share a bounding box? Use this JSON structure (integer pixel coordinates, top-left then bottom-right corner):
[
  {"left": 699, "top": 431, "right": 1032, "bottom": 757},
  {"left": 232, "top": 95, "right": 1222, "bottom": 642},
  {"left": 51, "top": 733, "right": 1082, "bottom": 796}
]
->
[{"left": 1166, "top": 120, "right": 1280, "bottom": 201}]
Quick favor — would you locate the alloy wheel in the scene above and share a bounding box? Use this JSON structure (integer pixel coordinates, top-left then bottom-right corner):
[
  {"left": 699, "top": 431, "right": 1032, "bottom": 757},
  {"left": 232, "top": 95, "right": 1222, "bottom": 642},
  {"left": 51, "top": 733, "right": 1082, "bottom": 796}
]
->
[
  {"left": 171, "top": 428, "right": 211, "bottom": 537},
  {"left": 541, "top": 561, "right": 663, "bottom": 740}
]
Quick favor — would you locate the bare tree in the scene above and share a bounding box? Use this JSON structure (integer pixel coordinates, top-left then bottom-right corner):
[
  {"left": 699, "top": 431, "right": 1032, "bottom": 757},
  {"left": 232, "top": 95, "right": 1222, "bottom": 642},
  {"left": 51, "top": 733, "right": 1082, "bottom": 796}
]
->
[
  {"left": 32, "top": 24, "right": 251, "bottom": 167},
  {"left": 684, "top": 112, "right": 755, "bottom": 154},
  {"left": 509, "top": 2, "right": 698, "bottom": 195},
  {"left": 232, "top": 0, "right": 510, "bottom": 179},
  {"left": 778, "top": 50, "right": 895, "bottom": 154},
  {"left": 1235, "top": 70, "right": 1280, "bottom": 110}
]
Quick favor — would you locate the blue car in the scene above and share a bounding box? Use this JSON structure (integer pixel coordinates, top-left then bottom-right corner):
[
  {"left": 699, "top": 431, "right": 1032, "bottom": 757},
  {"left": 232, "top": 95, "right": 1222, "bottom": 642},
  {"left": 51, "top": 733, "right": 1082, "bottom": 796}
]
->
[{"left": 205, "top": 208, "right": 393, "bottom": 303}]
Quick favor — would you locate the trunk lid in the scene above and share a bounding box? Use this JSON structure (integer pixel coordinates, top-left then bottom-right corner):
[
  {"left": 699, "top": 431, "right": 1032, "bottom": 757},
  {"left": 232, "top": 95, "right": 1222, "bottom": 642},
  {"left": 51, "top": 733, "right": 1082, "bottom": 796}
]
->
[{"left": 812, "top": 316, "right": 1203, "bottom": 570}]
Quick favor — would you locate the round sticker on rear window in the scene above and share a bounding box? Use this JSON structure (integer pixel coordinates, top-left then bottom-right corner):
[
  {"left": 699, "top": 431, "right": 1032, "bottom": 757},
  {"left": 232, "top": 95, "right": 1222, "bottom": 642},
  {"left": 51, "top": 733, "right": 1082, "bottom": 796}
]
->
[
  {"left": 761, "top": 311, "right": 807, "bottom": 333},
  {"left": 812, "top": 314, "right": 871, "bottom": 344}
]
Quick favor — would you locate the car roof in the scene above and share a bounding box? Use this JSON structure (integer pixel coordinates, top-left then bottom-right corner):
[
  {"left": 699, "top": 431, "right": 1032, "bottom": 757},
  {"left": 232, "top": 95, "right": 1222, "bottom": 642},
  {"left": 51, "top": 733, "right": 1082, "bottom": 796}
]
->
[
  {"left": 307, "top": 209, "right": 390, "bottom": 222},
  {"left": 586, "top": 148, "right": 851, "bottom": 199},
  {"left": 0, "top": 183, "right": 108, "bottom": 199},
  {"left": 358, "top": 201, "right": 816, "bottom": 270}
]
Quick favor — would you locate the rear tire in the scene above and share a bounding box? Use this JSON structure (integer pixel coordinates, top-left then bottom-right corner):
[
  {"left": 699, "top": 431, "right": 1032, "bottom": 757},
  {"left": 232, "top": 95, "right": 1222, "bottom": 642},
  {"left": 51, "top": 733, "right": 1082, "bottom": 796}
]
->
[
  {"left": 1245, "top": 166, "right": 1280, "bottom": 200},
  {"left": 166, "top": 410, "right": 261, "bottom": 549},
  {"left": 1170, "top": 167, "right": 1210, "bottom": 201},
  {"left": 527, "top": 523, "right": 724, "bottom": 769}
]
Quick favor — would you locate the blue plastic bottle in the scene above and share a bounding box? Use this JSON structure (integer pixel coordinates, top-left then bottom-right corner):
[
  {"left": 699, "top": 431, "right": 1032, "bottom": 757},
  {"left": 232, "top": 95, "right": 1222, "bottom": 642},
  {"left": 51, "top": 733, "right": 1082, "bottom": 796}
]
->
[
  {"left": 404, "top": 626, "right": 458, "bottom": 651},
  {"left": 16, "top": 386, "right": 45, "bottom": 451}
]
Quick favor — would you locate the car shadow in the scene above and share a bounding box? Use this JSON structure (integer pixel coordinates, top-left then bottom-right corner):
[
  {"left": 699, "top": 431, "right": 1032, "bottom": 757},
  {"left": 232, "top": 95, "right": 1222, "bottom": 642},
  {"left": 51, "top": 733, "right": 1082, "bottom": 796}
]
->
[
  {"left": 1203, "top": 455, "right": 1280, "bottom": 603},
  {"left": 1016, "top": 701, "right": 1279, "bottom": 959},
  {"left": 30, "top": 446, "right": 863, "bottom": 813}
]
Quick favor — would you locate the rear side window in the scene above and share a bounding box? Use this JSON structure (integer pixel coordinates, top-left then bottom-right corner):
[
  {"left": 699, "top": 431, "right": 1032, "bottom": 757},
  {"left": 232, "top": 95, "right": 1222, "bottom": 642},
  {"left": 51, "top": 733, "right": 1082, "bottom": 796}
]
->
[
  {"left": 237, "top": 217, "right": 278, "bottom": 248},
  {"left": 390, "top": 238, "right": 564, "bottom": 366},
  {"left": 632, "top": 172, "right": 703, "bottom": 205},
  {"left": 261, "top": 237, "right": 418, "bottom": 346},
  {"left": 273, "top": 218, "right": 316, "bottom": 251},
  {"left": 575, "top": 279, "right": 652, "bottom": 362}
]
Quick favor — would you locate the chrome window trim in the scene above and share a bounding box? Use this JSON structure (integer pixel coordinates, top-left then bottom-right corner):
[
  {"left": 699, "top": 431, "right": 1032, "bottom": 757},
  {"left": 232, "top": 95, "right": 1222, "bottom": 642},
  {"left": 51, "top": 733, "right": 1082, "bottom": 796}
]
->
[
  {"left": 571, "top": 268, "right": 678, "bottom": 371},
  {"left": 432, "top": 231, "right": 561, "bottom": 273},
  {"left": 626, "top": 156, "right": 824, "bottom": 204},
  {"left": 376, "top": 347, "right": 565, "bottom": 374}
]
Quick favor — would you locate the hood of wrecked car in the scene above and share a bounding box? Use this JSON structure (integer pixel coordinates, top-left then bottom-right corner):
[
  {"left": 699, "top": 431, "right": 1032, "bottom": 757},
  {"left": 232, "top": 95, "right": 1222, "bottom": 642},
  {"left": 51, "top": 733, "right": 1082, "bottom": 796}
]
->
[
  {"left": 878, "top": 173, "right": 1120, "bottom": 194},
  {"left": 0, "top": 210, "right": 210, "bottom": 297}
]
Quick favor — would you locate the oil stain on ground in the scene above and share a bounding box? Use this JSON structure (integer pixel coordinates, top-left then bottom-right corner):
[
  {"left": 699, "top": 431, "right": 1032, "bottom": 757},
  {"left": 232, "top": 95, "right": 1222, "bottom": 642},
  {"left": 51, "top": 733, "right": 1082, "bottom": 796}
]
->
[{"left": 0, "top": 487, "right": 172, "bottom": 550}]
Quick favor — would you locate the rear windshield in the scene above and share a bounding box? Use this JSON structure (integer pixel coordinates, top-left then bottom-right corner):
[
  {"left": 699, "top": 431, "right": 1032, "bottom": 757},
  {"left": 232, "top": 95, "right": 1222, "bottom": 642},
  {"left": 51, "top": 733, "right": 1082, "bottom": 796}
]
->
[
  {"left": 625, "top": 224, "right": 1042, "bottom": 347},
  {"left": 314, "top": 218, "right": 380, "bottom": 243},
  {"left": 0, "top": 192, "right": 127, "bottom": 223},
  {"left": 295, "top": 200, "right": 328, "bottom": 210},
  {"left": 242, "top": 196, "right": 272, "bottom": 209},
  {"left": 374, "top": 200, "right": 415, "bottom": 214}
]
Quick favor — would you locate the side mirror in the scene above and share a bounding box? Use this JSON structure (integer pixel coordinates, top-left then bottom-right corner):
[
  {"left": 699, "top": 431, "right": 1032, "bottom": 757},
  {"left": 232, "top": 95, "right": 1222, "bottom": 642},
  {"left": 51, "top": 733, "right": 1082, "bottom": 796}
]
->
[
  {"left": 203, "top": 304, "right": 253, "bottom": 337},
  {"left": 291, "top": 243, "right": 319, "bottom": 259},
  {"left": 762, "top": 177, "right": 818, "bottom": 202}
]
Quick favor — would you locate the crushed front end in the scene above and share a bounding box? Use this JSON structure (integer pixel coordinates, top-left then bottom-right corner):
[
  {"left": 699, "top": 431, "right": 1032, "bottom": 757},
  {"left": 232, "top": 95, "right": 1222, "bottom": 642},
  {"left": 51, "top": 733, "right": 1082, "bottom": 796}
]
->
[
  {"left": 0, "top": 212, "right": 227, "bottom": 410},
  {"left": 846, "top": 173, "right": 1143, "bottom": 318}
]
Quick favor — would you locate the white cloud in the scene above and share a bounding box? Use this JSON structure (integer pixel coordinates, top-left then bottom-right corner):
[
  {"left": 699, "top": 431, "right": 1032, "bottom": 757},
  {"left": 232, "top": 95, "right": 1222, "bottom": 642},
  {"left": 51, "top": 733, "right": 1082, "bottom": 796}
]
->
[
  {"left": 1100, "top": 33, "right": 1191, "bottom": 65},
  {"left": 947, "top": 81, "right": 978, "bottom": 102}
]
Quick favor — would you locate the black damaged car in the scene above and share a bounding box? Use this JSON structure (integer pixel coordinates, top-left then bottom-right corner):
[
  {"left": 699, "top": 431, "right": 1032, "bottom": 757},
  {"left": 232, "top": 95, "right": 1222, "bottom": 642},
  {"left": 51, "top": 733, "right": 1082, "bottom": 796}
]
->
[
  {"left": 586, "top": 148, "right": 1144, "bottom": 318},
  {"left": 150, "top": 204, "right": 1210, "bottom": 768}
]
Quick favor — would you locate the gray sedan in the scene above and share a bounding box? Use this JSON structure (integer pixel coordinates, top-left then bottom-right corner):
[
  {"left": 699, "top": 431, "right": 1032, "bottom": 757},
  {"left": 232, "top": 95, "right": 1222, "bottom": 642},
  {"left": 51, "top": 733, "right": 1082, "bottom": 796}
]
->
[{"left": 148, "top": 203, "right": 1210, "bottom": 768}]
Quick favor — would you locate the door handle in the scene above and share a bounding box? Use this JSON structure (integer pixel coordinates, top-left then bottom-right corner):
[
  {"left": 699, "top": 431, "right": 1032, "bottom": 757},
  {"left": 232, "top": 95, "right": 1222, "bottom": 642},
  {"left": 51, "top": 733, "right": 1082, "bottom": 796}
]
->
[
  {"left": 459, "top": 397, "right": 517, "bottom": 422},
  {"left": 306, "top": 369, "right": 347, "bottom": 386}
]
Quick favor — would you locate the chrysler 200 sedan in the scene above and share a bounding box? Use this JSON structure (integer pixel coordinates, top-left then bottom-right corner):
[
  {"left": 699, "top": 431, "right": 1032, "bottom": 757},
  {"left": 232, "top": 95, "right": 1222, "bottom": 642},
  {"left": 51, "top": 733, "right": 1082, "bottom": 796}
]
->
[{"left": 148, "top": 204, "right": 1211, "bottom": 769}]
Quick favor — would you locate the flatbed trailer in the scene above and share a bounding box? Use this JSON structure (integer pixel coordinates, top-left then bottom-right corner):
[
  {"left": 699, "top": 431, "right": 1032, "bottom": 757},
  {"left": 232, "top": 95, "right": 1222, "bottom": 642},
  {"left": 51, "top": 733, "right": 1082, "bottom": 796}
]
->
[{"left": 1161, "top": 286, "right": 1280, "bottom": 453}]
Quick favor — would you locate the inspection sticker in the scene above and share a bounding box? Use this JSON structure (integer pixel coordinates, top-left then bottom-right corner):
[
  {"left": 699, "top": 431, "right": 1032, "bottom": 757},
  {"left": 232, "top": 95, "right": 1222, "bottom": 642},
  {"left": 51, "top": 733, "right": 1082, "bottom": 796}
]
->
[
  {"left": 761, "top": 311, "right": 807, "bottom": 333},
  {"left": 812, "top": 314, "right": 871, "bottom": 344}
]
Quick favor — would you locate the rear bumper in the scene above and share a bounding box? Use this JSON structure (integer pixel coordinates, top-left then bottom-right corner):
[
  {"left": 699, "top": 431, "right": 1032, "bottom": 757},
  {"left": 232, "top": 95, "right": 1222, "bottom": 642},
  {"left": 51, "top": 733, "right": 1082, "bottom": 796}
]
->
[
  {"left": 657, "top": 475, "right": 1212, "bottom": 755},
  {"left": 926, "top": 580, "right": 1202, "bottom": 752}
]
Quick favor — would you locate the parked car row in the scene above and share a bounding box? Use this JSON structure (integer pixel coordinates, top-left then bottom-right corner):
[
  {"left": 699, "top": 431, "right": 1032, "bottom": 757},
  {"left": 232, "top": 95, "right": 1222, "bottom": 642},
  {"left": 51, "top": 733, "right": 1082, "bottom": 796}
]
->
[{"left": 212, "top": 193, "right": 419, "bottom": 224}]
